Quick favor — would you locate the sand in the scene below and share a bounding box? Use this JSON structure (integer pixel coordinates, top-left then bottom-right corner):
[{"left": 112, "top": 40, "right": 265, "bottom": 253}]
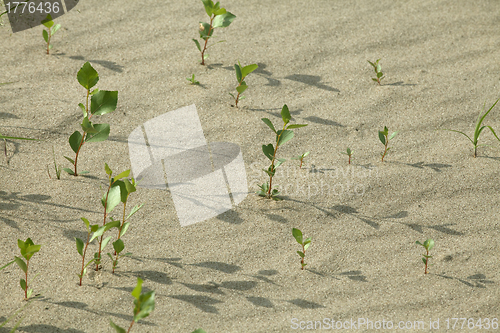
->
[{"left": 1, "top": 0, "right": 500, "bottom": 332}]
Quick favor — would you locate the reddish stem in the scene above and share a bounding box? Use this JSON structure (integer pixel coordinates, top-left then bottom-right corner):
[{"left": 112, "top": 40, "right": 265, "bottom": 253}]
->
[
  {"left": 79, "top": 232, "right": 91, "bottom": 286},
  {"left": 200, "top": 16, "right": 214, "bottom": 65},
  {"left": 424, "top": 249, "right": 429, "bottom": 274},
  {"left": 24, "top": 259, "right": 29, "bottom": 299},
  {"left": 127, "top": 320, "right": 134, "bottom": 333},
  {"left": 95, "top": 183, "right": 112, "bottom": 271}
]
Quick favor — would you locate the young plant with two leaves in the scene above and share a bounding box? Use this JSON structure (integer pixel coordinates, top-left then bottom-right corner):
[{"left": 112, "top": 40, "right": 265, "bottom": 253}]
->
[
  {"left": 14, "top": 238, "right": 41, "bottom": 300},
  {"left": 64, "top": 62, "right": 118, "bottom": 176},
  {"left": 257, "top": 105, "right": 307, "bottom": 200},
  {"left": 439, "top": 98, "right": 500, "bottom": 158},
  {"left": 193, "top": 0, "right": 236, "bottom": 65},
  {"left": 229, "top": 61, "right": 258, "bottom": 107}
]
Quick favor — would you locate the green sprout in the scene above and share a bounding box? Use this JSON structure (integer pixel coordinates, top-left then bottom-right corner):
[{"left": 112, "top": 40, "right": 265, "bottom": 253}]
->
[
  {"left": 439, "top": 99, "right": 500, "bottom": 158},
  {"left": 14, "top": 238, "right": 41, "bottom": 300},
  {"left": 340, "top": 148, "right": 353, "bottom": 164},
  {"left": 75, "top": 217, "right": 98, "bottom": 286},
  {"left": 186, "top": 74, "right": 200, "bottom": 85},
  {"left": 47, "top": 146, "right": 62, "bottom": 179},
  {"left": 107, "top": 239, "right": 132, "bottom": 274},
  {"left": 378, "top": 126, "right": 398, "bottom": 162},
  {"left": 416, "top": 239, "right": 434, "bottom": 275},
  {"left": 257, "top": 105, "right": 307, "bottom": 200},
  {"left": 368, "top": 59, "right": 384, "bottom": 85},
  {"left": 229, "top": 61, "right": 258, "bottom": 107},
  {"left": 110, "top": 278, "right": 155, "bottom": 333},
  {"left": 0, "top": 130, "right": 38, "bottom": 165},
  {"left": 291, "top": 151, "right": 310, "bottom": 168},
  {"left": 41, "top": 14, "right": 61, "bottom": 55},
  {"left": 193, "top": 0, "right": 236, "bottom": 65},
  {"left": 292, "top": 228, "right": 311, "bottom": 270},
  {"left": 63, "top": 62, "right": 118, "bottom": 176}
]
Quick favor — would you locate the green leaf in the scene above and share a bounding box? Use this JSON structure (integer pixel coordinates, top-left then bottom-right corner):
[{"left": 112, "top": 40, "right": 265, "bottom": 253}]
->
[
  {"left": 262, "top": 144, "right": 274, "bottom": 160},
  {"left": 292, "top": 228, "right": 303, "bottom": 244},
  {"left": 110, "top": 320, "right": 127, "bottom": 333},
  {"left": 113, "top": 239, "right": 125, "bottom": 254},
  {"left": 425, "top": 239, "right": 434, "bottom": 251},
  {"left": 26, "top": 289, "right": 33, "bottom": 299},
  {"left": 367, "top": 60, "right": 375, "bottom": 68},
  {"left": 63, "top": 156, "right": 75, "bottom": 164},
  {"left": 376, "top": 63, "right": 381, "bottom": 72},
  {"left": 439, "top": 129, "right": 474, "bottom": 145},
  {"left": 241, "top": 64, "right": 258, "bottom": 79},
  {"left": 297, "top": 251, "right": 305, "bottom": 258},
  {"left": 105, "top": 219, "right": 121, "bottom": 232},
  {"left": 25, "top": 245, "right": 41, "bottom": 256},
  {"left": 90, "top": 90, "right": 118, "bottom": 116},
  {"left": 199, "top": 22, "right": 212, "bottom": 39},
  {"left": 261, "top": 118, "right": 276, "bottom": 133},
  {"left": 421, "top": 258, "right": 427, "bottom": 264},
  {"left": 236, "top": 84, "right": 247, "bottom": 94},
  {"left": 276, "top": 130, "right": 294, "bottom": 147},
  {"left": 77, "top": 62, "right": 99, "bottom": 90},
  {"left": 131, "top": 277, "right": 143, "bottom": 300},
  {"left": 52, "top": 24, "right": 61, "bottom": 35},
  {"left": 281, "top": 104, "right": 291, "bottom": 125},
  {"left": 214, "top": 7, "right": 226, "bottom": 15},
  {"left": 20, "top": 278, "right": 26, "bottom": 291},
  {"left": 126, "top": 203, "right": 144, "bottom": 220},
  {"left": 234, "top": 63, "right": 242, "bottom": 83},
  {"left": 81, "top": 117, "right": 97, "bottom": 134},
  {"left": 105, "top": 163, "right": 112, "bottom": 175},
  {"left": 192, "top": 330, "right": 208, "bottom": 333},
  {"left": 192, "top": 39, "right": 202, "bottom": 52},
  {"left": 286, "top": 124, "right": 307, "bottom": 129},
  {"left": 113, "top": 170, "right": 130, "bottom": 182},
  {"left": 103, "top": 184, "right": 122, "bottom": 213},
  {"left": 101, "top": 236, "right": 113, "bottom": 250},
  {"left": 201, "top": 0, "right": 214, "bottom": 16},
  {"left": 62, "top": 168, "right": 75, "bottom": 175},
  {"left": 121, "top": 222, "right": 131, "bottom": 237},
  {"left": 372, "top": 78, "right": 379, "bottom": 82},
  {"left": 75, "top": 238, "right": 84, "bottom": 256},
  {"left": 274, "top": 158, "right": 286, "bottom": 168},
  {"left": 212, "top": 12, "right": 236, "bottom": 28},
  {"left": 41, "top": 14, "right": 53, "bottom": 28},
  {"left": 15, "top": 257, "right": 27, "bottom": 273},
  {"left": 378, "top": 131, "right": 386, "bottom": 145},
  {"left": 84, "top": 123, "right": 110, "bottom": 143},
  {"left": 389, "top": 131, "right": 398, "bottom": 140},
  {"left": 81, "top": 217, "right": 90, "bottom": 231},
  {"left": 377, "top": 72, "right": 383, "bottom": 78},
  {"left": 134, "top": 291, "right": 155, "bottom": 322},
  {"left": 304, "top": 243, "right": 311, "bottom": 251},
  {"left": 69, "top": 131, "right": 83, "bottom": 153},
  {"left": 89, "top": 226, "right": 106, "bottom": 243},
  {"left": 42, "top": 29, "right": 49, "bottom": 43}
]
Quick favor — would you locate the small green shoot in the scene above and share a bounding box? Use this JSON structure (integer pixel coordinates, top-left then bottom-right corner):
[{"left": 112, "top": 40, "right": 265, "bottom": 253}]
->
[
  {"left": 340, "top": 148, "right": 353, "bottom": 164},
  {"left": 292, "top": 228, "right": 311, "bottom": 270},
  {"left": 416, "top": 239, "right": 434, "bottom": 275},
  {"left": 47, "top": 146, "right": 62, "bottom": 179},
  {"left": 107, "top": 239, "right": 132, "bottom": 274},
  {"left": 257, "top": 105, "right": 307, "bottom": 200},
  {"left": 14, "top": 238, "right": 41, "bottom": 300},
  {"left": 439, "top": 99, "right": 500, "bottom": 157},
  {"left": 193, "top": 0, "right": 236, "bottom": 65},
  {"left": 291, "top": 151, "right": 309, "bottom": 168},
  {"left": 186, "top": 74, "right": 200, "bottom": 85},
  {"left": 378, "top": 126, "right": 398, "bottom": 162},
  {"left": 229, "top": 61, "right": 258, "bottom": 107},
  {"left": 63, "top": 62, "right": 118, "bottom": 176},
  {"left": 75, "top": 217, "right": 98, "bottom": 286},
  {"left": 41, "top": 14, "right": 61, "bottom": 55},
  {"left": 192, "top": 330, "right": 207, "bottom": 333},
  {"left": 110, "top": 277, "right": 155, "bottom": 333},
  {"left": 368, "top": 59, "right": 384, "bottom": 85}
]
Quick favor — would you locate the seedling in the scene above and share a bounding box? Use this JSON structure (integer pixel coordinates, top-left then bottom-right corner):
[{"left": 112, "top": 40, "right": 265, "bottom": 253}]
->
[
  {"left": 378, "top": 126, "right": 398, "bottom": 162},
  {"left": 186, "top": 74, "right": 200, "bottom": 85},
  {"left": 416, "top": 238, "right": 434, "bottom": 274},
  {"left": 47, "top": 146, "right": 62, "bottom": 179},
  {"left": 257, "top": 104, "right": 307, "bottom": 200},
  {"left": 193, "top": 0, "right": 235, "bottom": 65},
  {"left": 340, "top": 148, "right": 353, "bottom": 164},
  {"left": 368, "top": 59, "right": 384, "bottom": 85},
  {"left": 229, "top": 61, "right": 258, "bottom": 107},
  {"left": 92, "top": 164, "right": 131, "bottom": 271},
  {"left": 292, "top": 228, "right": 311, "bottom": 270},
  {"left": 439, "top": 99, "right": 500, "bottom": 157},
  {"left": 114, "top": 177, "right": 143, "bottom": 248},
  {"left": 75, "top": 217, "right": 98, "bottom": 286},
  {"left": 110, "top": 277, "right": 155, "bottom": 333},
  {"left": 291, "top": 151, "right": 310, "bottom": 168},
  {"left": 14, "top": 238, "right": 41, "bottom": 299},
  {"left": 41, "top": 14, "right": 61, "bottom": 55},
  {"left": 64, "top": 62, "right": 118, "bottom": 176},
  {"left": 107, "top": 239, "right": 131, "bottom": 274}
]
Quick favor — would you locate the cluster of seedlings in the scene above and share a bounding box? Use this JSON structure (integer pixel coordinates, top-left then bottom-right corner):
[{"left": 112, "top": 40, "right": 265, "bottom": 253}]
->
[{"left": 1, "top": 0, "right": 500, "bottom": 331}]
